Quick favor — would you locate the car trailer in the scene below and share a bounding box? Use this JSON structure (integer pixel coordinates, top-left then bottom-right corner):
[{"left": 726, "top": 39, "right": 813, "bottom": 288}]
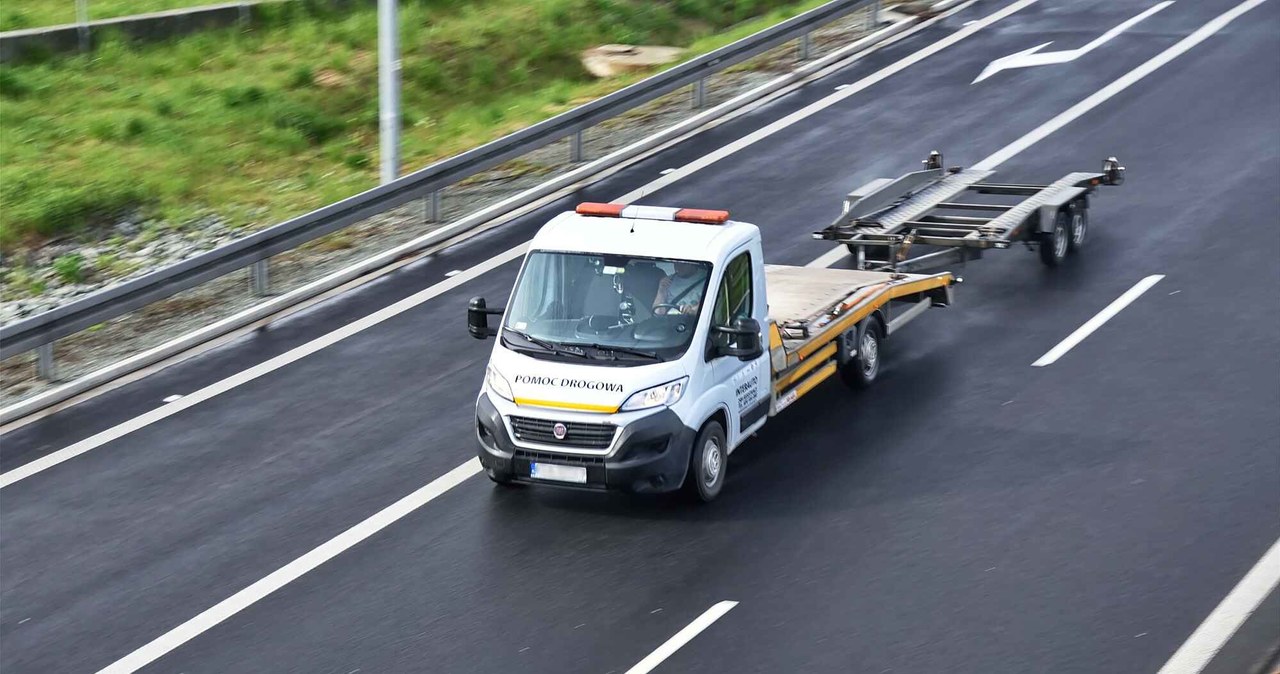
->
[{"left": 814, "top": 151, "right": 1126, "bottom": 271}]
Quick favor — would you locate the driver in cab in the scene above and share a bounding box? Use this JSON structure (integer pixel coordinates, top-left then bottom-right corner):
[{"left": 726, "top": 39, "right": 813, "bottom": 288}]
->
[{"left": 652, "top": 262, "right": 707, "bottom": 316}]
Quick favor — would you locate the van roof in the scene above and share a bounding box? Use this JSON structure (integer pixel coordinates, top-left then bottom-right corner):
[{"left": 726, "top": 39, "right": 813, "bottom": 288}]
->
[{"left": 530, "top": 210, "right": 758, "bottom": 263}]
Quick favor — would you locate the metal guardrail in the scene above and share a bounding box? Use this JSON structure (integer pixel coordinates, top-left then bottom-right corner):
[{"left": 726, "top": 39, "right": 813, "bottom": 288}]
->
[{"left": 0, "top": 0, "right": 880, "bottom": 370}]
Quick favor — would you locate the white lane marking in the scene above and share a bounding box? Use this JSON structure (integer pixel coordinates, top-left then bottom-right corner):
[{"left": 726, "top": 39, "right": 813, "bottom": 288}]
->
[
  {"left": 162, "top": 395, "right": 182, "bottom": 403},
  {"left": 1157, "top": 537, "right": 1280, "bottom": 674},
  {"left": 1, "top": 0, "right": 1018, "bottom": 487},
  {"left": 1031, "top": 275, "right": 1162, "bottom": 366},
  {"left": 97, "top": 459, "right": 482, "bottom": 674},
  {"left": 614, "top": 0, "right": 1040, "bottom": 204},
  {"left": 444, "top": 269, "right": 462, "bottom": 277},
  {"left": 624, "top": 601, "right": 738, "bottom": 674},
  {"left": 972, "top": 1, "right": 1175, "bottom": 83},
  {"left": 0, "top": 246, "right": 525, "bottom": 490},
  {"left": 806, "top": 244, "right": 850, "bottom": 268},
  {"left": 973, "top": 0, "right": 1271, "bottom": 171}
]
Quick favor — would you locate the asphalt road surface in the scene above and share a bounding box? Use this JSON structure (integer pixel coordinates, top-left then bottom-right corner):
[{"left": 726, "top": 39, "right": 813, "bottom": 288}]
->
[{"left": 2, "top": 0, "right": 1278, "bottom": 672}]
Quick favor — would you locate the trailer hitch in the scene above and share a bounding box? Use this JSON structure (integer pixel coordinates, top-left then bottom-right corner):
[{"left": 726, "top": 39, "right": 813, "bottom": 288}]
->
[{"left": 1102, "top": 157, "right": 1125, "bottom": 185}]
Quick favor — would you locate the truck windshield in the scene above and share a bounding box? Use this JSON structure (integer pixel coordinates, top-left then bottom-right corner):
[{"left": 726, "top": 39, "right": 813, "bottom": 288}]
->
[{"left": 504, "top": 251, "right": 711, "bottom": 363}]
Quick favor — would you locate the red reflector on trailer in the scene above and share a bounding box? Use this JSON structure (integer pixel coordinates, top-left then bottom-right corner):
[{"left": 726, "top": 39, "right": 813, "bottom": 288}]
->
[
  {"left": 674, "top": 208, "right": 730, "bottom": 224},
  {"left": 576, "top": 202, "right": 626, "bottom": 217}
]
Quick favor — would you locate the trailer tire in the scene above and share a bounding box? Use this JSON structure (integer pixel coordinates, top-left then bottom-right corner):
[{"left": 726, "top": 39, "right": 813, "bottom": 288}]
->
[
  {"left": 840, "top": 321, "right": 882, "bottom": 389},
  {"left": 686, "top": 419, "right": 727, "bottom": 502},
  {"left": 1039, "top": 209, "right": 1070, "bottom": 267},
  {"left": 1067, "top": 201, "right": 1088, "bottom": 254}
]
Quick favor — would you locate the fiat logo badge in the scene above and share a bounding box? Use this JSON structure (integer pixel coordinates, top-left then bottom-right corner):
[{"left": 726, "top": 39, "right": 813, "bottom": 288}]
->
[{"left": 552, "top": 422, "right": 568, "bottom": 440}]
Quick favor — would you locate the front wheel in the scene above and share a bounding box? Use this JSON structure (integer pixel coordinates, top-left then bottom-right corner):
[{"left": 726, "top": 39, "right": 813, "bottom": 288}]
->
[
  {"left": 1039, "top": 210, "right": 1070, "bottom": 267},
  {"left": 686, "top": 420, "right": 727, "bottom": 502},
  {"left": 840, "top": 320, "right": 882, "bottom": 389}
]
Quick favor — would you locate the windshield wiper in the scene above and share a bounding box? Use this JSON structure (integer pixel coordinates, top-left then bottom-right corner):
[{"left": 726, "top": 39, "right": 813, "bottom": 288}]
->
[
  {"left": 568, "top": 342, "right": 661, "bottom": 361},
  {"left": 502, "top": 328, "right": 590, "bottom": 359}
]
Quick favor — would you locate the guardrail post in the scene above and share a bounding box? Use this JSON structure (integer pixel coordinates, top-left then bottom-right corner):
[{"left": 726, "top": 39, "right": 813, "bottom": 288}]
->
[
  {"left": 798, "top": 32, "right": 812, "bottom": 61},
  {"left": 867, "top": 0, "right": 881, "bottom": 30},
  {"left": 238, "top": 0, "right": 250, "bottom": 26},
  {"left": 424, "top": 190, "right": 442, "bottom": 222},
  {"left": 37, "top": 343, "right": 56, "bottom": 381},
  {"left": 75, "top": 0, "right": 90, "bottom": 53},
  {"left": 692, "top": 78, "right": 707, "bottom": 109},
  {"left": 569, "top": 130, "right": 585, "bottom": 163},
  {"left": 250, "top": 259, "right": 270, "bottom": 296}
]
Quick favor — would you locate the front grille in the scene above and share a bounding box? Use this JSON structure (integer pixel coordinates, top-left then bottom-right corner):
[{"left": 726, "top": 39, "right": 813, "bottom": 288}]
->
[
  {"left": 513, "top": 449, "right": 606, "bottom": 466},
  {"left": 509, "top": 416, "right": 616, "bottom": 449}
]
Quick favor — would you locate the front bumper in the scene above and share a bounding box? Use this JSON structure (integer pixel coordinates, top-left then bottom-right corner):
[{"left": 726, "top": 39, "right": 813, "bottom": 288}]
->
[{"left": 475, "top": 393, "right": 696, "bottom": 493}]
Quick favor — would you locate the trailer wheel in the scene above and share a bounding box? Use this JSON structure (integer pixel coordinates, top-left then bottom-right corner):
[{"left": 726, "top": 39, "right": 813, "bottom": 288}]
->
[
  {"left": 1039, "top": 210, "right": 1070, "bottom": 267},
  {"left": 686, "top": 419, "right": 727, "bottom": 502},
  {"left": 1067, "top": 201, "right": 1089, "bottom": 254},
  {"left": 840, "top": 321, "right": 882, "bottom": 389}
]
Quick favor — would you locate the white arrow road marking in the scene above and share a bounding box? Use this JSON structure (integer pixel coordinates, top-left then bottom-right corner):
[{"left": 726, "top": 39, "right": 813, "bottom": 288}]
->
[{"left": 973, "top": 1, "right": 1175, "bottom": 83}]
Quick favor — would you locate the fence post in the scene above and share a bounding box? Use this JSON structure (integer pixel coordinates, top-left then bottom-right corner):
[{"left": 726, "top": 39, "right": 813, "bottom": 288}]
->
[
  {"left": 569, "top": 130, "right": 584, "bottom": 163},
  {"left": 75, "top": 0, "right": 90, "bottom": 53},
  {"left": 424, "top": 190, "right": 442, "bottom": 222},
  {"left": 692, "top": 78, "right": 706, "bottom": 109},
  {"left": 798, "top": 31, "right": 812, "bottom": 61},
  {"left": 250, "top": 259, "right": 270, "bottom": 296},
  {"left": 37, "top": 342, "right": 56, "bottom": 381}
]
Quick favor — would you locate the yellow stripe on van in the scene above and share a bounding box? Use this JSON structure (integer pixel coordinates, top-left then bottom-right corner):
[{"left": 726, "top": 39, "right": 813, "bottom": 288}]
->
[{"left": 514, "top": 397, "right": 619, "bottom": 413}]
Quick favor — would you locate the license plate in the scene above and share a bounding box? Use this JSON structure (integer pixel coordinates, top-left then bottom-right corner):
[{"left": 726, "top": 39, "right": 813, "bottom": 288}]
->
[{"left": 530, "top": 462, "right": 587, "bottom": 484}]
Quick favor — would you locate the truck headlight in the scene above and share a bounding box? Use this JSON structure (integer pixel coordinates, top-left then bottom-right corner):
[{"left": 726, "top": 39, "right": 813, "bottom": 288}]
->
[
  {"left": 620, "top": 377, "right": 688, "bottom": 411},
  {"left": 486, "top": 366, "right": 514, "bottom": 402}
]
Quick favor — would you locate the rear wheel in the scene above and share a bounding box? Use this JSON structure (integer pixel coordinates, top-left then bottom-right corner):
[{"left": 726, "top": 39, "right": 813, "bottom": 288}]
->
[
  {"left": 1067, "top": 201, "right": 1089, "bottom": 253},
  {"left": 686, "top": 420, "right": 727, "bottom": 502},
  {"left": 840, "top": 320, "right": 882, "bottom": 389},
  {"left": 1039, "top": 209, "right": 1070, "bottom": 267}
]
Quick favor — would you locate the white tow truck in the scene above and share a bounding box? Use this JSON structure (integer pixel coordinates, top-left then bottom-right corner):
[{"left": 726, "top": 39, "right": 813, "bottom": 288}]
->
[{"left": 468, "top": 152, "right": 1123, "bottom": 501}]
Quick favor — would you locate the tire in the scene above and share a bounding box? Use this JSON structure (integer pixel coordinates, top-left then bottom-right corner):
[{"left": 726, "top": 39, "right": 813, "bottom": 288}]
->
[
  {"left": 686, "top": 420, "right": 727, "bottom": 502},
  {"left": 1067, "top": 201, "right": 1089, "bottom": 254},
  {"left": 839, "top": 320, "right": 882, "bottom": 390},
  {"left": 1039, "top": 209, "right": 1070, "bottom": 267}
]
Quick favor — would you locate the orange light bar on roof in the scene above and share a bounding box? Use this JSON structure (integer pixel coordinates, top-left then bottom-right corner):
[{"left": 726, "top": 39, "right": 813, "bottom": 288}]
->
[
  {"left": 576, "top": 202, "right": 627, "bottom": 217},
  {"left": 674, "top": 208, "right": 730, "bottom": 224},
  {"left": 575, "top": 202, "right": 731, "bottom": 224}
]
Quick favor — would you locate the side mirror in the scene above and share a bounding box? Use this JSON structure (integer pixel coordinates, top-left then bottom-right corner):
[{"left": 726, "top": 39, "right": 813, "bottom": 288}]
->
[
  {"left": 713, "top": 317, "right": 764, "bottom": 361},
  {"left": 467, "top": 297, "right": 504, "bottom": 340},
  {"left": 1102, "top": 157, "right": 1125, "bottom": 185}
]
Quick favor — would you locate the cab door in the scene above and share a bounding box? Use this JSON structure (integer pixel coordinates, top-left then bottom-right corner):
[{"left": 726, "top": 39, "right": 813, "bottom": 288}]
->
[{"left": 708, "top": 249, "right": 770, "bottom": 447}]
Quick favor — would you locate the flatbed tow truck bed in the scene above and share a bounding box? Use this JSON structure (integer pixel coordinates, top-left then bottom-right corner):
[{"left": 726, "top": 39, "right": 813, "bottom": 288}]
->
[{"left": 763, "top": 265, "right": 952, "bottom": 413}]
